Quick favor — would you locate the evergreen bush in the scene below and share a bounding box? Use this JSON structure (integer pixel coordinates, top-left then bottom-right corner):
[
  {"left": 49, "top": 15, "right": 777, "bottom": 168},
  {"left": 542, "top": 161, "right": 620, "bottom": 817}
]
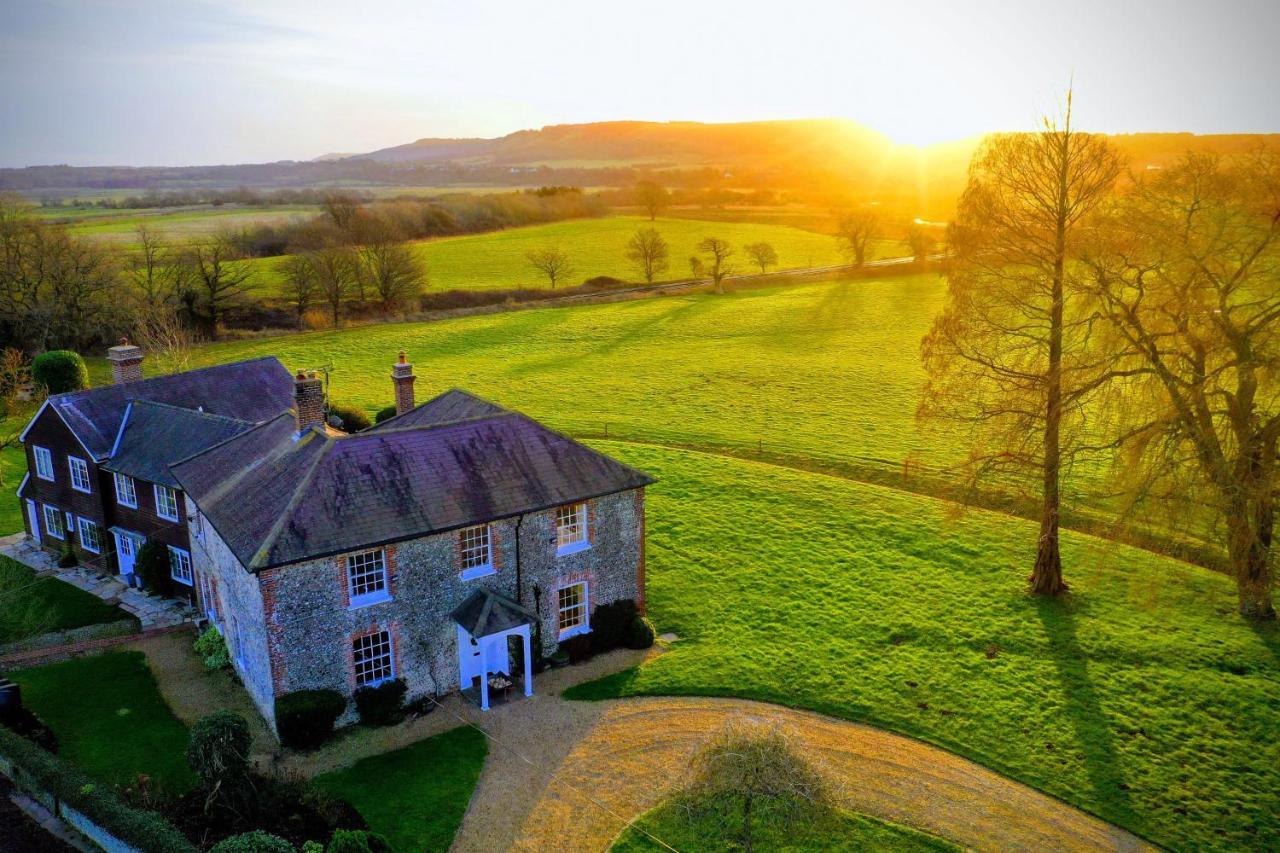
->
[
  {"left": 194, "top": 626, "right": 231, "bottom": 670},
  {"left": 327, "top": 403, "right": 372, "bottom": 433},
  {"left": 353, "top": 678, "right": 406, "bottom": 727},
  {"left": 32, "top": 350, "right": 89, "bottom": 394},
  {"left": 373, "top": 405, "right": 397, "bottom": 424},
  {"left": 275, "top": 690, "right": 345, "bottom": 750}
]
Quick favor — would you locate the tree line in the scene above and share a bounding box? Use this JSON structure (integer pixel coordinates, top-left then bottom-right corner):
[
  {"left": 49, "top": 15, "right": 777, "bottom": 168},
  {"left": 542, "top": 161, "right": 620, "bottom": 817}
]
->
[{"left": 921, "top": 94, "right": 1280, "bottom": 620}]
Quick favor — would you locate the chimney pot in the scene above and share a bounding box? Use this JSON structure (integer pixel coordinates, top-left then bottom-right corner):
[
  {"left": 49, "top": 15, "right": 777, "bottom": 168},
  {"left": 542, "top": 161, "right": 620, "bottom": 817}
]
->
[
  {"left": 391, "top": 351, "right": 416, "bottom": 416},
  {"left": 107, "top": 340, "right": 144, "bottom": 385}
]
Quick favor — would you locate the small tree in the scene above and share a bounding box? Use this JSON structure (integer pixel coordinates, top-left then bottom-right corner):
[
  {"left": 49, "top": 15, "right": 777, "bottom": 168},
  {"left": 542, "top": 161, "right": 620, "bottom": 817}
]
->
[
  {"left": 906, "top": 223, "right": 935, "bottom": 262},
  {"left": 280, "top": 253, "right": 318, "bottom": 329},
  {"left": 634, "top": 180, "right": 669, "bottom": 220},
  {"left": 359, "top": 236, "right": 425, "bottom": 316},
  {"left": 835, "top": 207, "right": 881, "bottom": 267},
  {"left": 187, "top": 711, "right": 252, "bottom": 814},
  {"left": 743, "top": 242, "right": 778, "bottom": 274},
  {"left": 696, "top": 238, "right": 735, "bottom": 294},
  {"left": 525, "top": 246, "right": 574, "bottom": 288},
  {"left": 181, "top": 234, "right": 255, "bottom": 338},
  {"left": 624, "top": 228, "right": 670, "bottom": 283},
  {"left": 683, "top": 717, "right": 832, "bottom": 853},
  {"left": 32, "top": 350, "right": 88, "bottom": 394},
  {"left": 311, "top": 247, "right": 359, "bottom": 327},
  {"left": 133, "top": 304, "right": 197, "bottom": 376}
]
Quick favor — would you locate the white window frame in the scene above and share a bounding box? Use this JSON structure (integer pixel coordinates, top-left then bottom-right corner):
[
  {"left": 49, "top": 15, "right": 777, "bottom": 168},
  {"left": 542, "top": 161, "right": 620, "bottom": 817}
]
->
[
  {"left": 346, "top": 548, "right": 390, "bottom": 609},
  {"left": 33, "top": 446, "right": 54, "bottom": 481},
  {"left": 168, "top": 546, "right": 193, "bottom": 586},
  {"left": 154, "top": 484, "right": 179, "bottom": 522},
  {"left": 555, "top": 502, "right": 590, "bottom": 556},
  {"left": 77, "top": 517, "right": 102, "bottom": 554},
  {"left": 557, "top": 581, "right": 590, "bottom": 639},
  {"left": 68, "top": 456, "right": 91, "bottom": 493},
  {"left": 198, "top": 572, "right": 219, "bottom": 622},
  {"left": 42, "top": 504, "right": 65, "bottom": 540},
  {"left": 352, "top": 629, "right": 395, "bottom": 688},
  {"left": 459, "top": 524, "right": 495, "bottom": 579},
  {"left": 114, "top": 473, "right": 137, "bottom": 508}
]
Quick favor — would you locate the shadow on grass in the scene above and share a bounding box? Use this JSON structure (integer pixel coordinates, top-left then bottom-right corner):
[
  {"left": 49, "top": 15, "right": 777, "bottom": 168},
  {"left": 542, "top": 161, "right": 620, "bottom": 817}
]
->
[
  {"left": 1033, "top": 595, "right": 1138, "bottom": 830},
  {"left": 561, "top": 666, "right": 644, "bottom": 701}
]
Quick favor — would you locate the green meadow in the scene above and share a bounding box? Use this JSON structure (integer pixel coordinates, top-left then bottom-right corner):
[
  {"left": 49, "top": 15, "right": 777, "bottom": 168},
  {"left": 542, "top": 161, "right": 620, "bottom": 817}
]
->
[
  {"left": 58, "top": 204, "right": 318, "bottom": 244},
  {"left": 247, "top": 215, "right": 902, "bottom": 294}
]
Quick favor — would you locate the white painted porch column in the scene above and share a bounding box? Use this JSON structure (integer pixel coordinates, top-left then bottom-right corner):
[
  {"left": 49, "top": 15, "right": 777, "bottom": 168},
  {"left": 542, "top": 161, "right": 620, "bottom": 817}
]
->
[
  {"left": 479, "top": 638, "right": 490, "bottom": 711},
  {"left": 521, "top": 625, "right": 533, "bottom": 697}
]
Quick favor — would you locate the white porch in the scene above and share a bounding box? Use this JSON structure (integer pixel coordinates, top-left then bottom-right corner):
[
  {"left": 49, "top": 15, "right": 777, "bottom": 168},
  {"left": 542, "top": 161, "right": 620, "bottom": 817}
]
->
[{"left": 451, "top": 589, "right": 537, "bottom": 711}]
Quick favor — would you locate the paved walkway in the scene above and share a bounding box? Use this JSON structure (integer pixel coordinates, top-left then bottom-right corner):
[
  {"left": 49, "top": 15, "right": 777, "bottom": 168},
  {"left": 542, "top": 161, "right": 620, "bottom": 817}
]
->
[{"left": 0, "top": 533, "right": 191, "bottom": 629}]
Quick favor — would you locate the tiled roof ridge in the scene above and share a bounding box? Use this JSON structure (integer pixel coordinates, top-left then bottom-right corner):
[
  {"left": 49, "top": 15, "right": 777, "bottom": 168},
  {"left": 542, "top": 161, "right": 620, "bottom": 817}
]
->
[
  {"left": 249, "top": 429, "right": 335, "bottom": 569},
  {"left": 119, "top": 397, "right": 256, "bottom": 426},
  {"left": 49, "top": 356, "right": 281, "bottom": 404}
]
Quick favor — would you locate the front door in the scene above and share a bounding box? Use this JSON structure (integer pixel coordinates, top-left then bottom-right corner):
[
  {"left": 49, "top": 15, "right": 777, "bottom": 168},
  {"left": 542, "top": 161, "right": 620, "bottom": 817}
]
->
[
  {"left": 26, "top": 501, "right": 40, "bottom": 544},
  {"left": 114, "top": 531, "right": 139, "bottom": 577}
]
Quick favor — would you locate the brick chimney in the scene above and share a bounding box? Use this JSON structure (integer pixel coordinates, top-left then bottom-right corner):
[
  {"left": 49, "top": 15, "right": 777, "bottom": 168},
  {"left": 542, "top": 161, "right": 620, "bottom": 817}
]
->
[
  {"left": 107, "top": 338, "right": 144, "bottom": 385},
  {"left": 391, "top": 351, "right": 416, "bottom": 416},
  {"left": 294, "top": 371, "right": 325, "bottom": 432}
]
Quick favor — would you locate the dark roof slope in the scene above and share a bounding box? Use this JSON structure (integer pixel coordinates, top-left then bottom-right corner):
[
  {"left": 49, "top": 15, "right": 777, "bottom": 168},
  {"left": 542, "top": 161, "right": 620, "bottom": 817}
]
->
[
  {"left": 48, "top": 357, "right": 293, "bottom": 459},
  {"left": 173, "top": 400, "right": 655, "bottom": 572},
  {"left": 103, "top": 401, "right": 254, "bottom": 487},
  {"left": 367, "top": 388, "right": 508, "bottom": 432}
]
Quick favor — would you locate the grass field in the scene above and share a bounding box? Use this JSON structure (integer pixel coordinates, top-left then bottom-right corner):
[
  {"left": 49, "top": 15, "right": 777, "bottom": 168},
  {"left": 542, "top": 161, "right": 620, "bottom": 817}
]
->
[
  {"left": 10, "top": 651, "right": 195, "bottom": 792},
  {"left": 0, "top": 556, "right": 134, "bottom": 643},
  {"left": 614, "top": 800, "right": 958, "bottom": 852},
  {"left": 566, "top": 443, "right": 1280, "bottom": 851},
  {"left": 57, "top": 204, "right": 318, "bottom": 245},
  {"left": 247, "top": 215, "right": 903, "bottom": 294},
  {"left": 313, "top": 726, "right": 487, "bottom": 852}
]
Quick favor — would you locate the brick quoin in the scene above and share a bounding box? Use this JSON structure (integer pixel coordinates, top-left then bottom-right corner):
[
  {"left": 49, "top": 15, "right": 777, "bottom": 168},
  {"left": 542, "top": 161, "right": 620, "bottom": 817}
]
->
[
  {"left": 336, "top": 555, "right": 350, "bottom": 608},
  {"left": 385, "top": 544, "right": 399, "bottom": 595},
  {"left": 587, "top": 499, "right": 597, "bottom": 545},
  {"left": 258, "top": 568, "right": 289, "bottom": 693},
  {"left": 635, "top": 488, "right": 647, "bottom": 613}
]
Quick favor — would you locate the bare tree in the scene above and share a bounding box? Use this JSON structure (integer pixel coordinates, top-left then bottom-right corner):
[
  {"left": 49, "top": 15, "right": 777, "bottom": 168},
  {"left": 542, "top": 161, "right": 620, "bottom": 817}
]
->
[
  {"left": 311, "top": 246, "right": 358, "bottom": 326},
  {"left": 359, "top": 237, "right": 426, "bottom": 315},
  {"left": 132, "top": 303, "right": 198, "bottom": 375},
  {"left": 1082, "top": 148, "right": 1280, "bottom": 619},
  {"left": 181, "top": 234, "right": 255, "bottom": 338},
  {"left": 0, "top": 347, "right": 31, "bottom": 417},
  {"left": 697, "top": 237, "right": 735, "bottom": 294},
  {"left": 682, "top": 717, "right": 833, "bottom": 853},
  {"left": 624, "top": 228, "right": 670, "bottom": 283},
  {"left": 744, "top": 242, "right": 778, "bottom": 274},
  {"left": 526, "top": 246, "right": 574, "bottom": 288},
  {"left": 280, "top": 253, "right": 319, "bottom": 329},
  {"left": 835, "top": 207, "right": 881, "bottom": 267},
  {"left": 634, "top": 180, "right": 669, "bottom": 221},
  {"left": 918, "top": 94, "right": 1123, "bottom": 596},
  {"left": 906, "top": 223, "right": 935, "bottom": 263},
  {"left": 322, "top": 194, "right": 361, "bottom": 232}
]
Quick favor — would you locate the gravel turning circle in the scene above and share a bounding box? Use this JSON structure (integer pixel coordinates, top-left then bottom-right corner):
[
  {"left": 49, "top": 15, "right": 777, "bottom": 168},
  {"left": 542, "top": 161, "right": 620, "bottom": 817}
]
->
[{"left": 453, "top": 692, "right": 1154, "bottom": 852}]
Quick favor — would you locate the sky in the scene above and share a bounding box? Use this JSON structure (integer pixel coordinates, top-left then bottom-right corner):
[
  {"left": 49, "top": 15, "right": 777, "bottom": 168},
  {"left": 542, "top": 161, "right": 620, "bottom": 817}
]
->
[{"left": 2, "top": 0, "right": 1279, "bottom": 167}]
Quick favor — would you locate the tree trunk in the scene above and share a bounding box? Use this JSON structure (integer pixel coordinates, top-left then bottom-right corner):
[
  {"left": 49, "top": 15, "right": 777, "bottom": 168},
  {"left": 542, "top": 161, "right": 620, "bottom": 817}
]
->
[
  {"left": 1228, "top": 491, "right": 1276, "bottom": 620},
  {"left": 741, "top": 793, "right": 753, "bottom": 853}
]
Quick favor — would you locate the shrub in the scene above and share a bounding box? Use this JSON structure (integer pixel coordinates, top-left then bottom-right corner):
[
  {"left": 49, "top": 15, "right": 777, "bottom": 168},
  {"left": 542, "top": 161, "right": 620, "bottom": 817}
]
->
[
  {"left": 210, "top": 831, "right": 294, "bottom": 853},
  {"left": 57, "top": 542, "right": 78, "bottom": 568},
  {"left": 187, "top": 712, "right": 251, "bottom": 790},
  {"left": 194, "top": 627, "right": 232, "bottom": 670},
  {"left": 327, "top": 829, "right": 394, "bottom": 853},
  {"left": 581, "top": 275, "right": 626, "bottom": 290},
  {"left": 135, "top": 540, "right": 173, "bottom": 597},
  {"left": 559, "top": 633, "right": 593, "bottom": 664},
  {"left": 32, "top": 350, "right": 89, "bottom": 394},
  {"left": 276, "top": 690, "right": 345, "bottom": 750},
  {"left": 373, "top": 405, "right": 397, "bottom": 424},
  {"left": 624, "top": 615, "right": 657, "bottom": 650},
  {"left": 0, "top": 704, "right": 58, "bottom": 752},
  {"left": 328, "top": 403, "right": 372, "bottom": 433},
  {"left": 353, "top": 678, "right": 406, "bottom": 727},
  {"left": 590, "top": 599, "right": 639, "bottom": 654}
]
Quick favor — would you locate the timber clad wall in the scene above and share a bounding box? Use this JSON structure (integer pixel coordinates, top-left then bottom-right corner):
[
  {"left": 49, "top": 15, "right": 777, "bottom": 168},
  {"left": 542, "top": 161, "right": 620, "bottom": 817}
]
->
[
  {"left": 204, "top": 487, "right": 644, "bottom": 728},
  {"left": 22, "top": 408, "right": 107, "bottom": 530},
  {"left": 107, "top": 478, "right": 188, "bottom": 550}
]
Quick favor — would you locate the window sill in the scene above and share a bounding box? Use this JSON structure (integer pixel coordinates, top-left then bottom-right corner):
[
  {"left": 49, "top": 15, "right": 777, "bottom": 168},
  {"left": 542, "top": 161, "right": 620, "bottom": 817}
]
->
[
  {"left": 556, "top": 541, "right": 591, "bottom": 558},
  {"left": 118, "top": 501, "right": 138, "bottom": 510},
  {"left": 158, "top": 515, "right": 180, "bottom": 524},
  {"left": 349, "top": 591, "right": 392, "bottom": 610},
  {"left": 460, "top": 565, "right": 497, "bottom": 581},
  {"left": 36, "top": 475, "right": 55, "bottom": 483},
  {"left": 171, "top": 575, "right": 193, "bottom": 587},
  {"left": 558, "top": 624, "right": 591, "bottom": 641},
  {"left": 71, "top": 487, "right": 91, "bottom": 495}
]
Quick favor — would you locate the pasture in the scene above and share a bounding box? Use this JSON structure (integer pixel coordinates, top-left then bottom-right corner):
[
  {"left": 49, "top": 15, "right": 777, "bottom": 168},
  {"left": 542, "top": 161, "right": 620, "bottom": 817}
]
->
[{"left": 54, "top": 204, "right": 318, "bottom": 244}]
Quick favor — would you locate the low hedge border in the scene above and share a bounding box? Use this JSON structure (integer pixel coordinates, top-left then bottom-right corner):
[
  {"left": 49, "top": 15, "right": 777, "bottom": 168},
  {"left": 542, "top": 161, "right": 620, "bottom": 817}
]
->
[{"left": 0, "top": 725, "right": 194, "bottom": 852}]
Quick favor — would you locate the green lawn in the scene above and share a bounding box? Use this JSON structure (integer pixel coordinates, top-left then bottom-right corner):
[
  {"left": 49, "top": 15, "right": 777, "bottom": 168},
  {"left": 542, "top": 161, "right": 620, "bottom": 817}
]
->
[
  {"left": 0, "top": 556, "right": 134, "bottom": 643},
  {"left": 614, "top": 799, "right": 958, "bottom": 852},
  {"left": 0, "top": 441, "right": 28, "bottom": 535},
  {"left": 313, "top": 726, "right": 488, "bottom": 853},
  {"left": 9, "top": 651, "right": 195, "bottom": 792},
  {"left": 565, "top": 443, "right": 1280, "bottom": 851},
  {"left": 247, "top": 215, "right": 903, "bottom": 295}
]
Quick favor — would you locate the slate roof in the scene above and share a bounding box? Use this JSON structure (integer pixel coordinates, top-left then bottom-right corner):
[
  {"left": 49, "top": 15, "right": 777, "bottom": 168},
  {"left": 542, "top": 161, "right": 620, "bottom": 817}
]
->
[
  {"left": 102, "top": 401, "right": 255, "bottom": 488},
  {"left": 172, "top": 391, "right": 656, "bottom": 572},
  {"left": 45, "top": 357, "right": 294, "bottom": 460},
  {"left": 367, "top": 389, "right": 508, "bottom": 432},
  {"left": 451, "top": 589, "right": 536, "bottom": 637}
]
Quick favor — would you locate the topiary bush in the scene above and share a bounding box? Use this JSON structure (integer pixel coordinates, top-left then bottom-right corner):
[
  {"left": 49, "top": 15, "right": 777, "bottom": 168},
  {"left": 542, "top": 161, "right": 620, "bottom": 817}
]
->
[
  {"left": 275, "top": 690, "right": 345, "bottom": 750},
  {"left": 624, "top": 615, "right": 657, "bottom": 649},
  {"left": 327, "top": 403, "right": 372, "bottom": 433},
  {"left": 136, "top": 540, "right": 174, "bottom": 597},
  {"left": 559, "top": 633, "right": 593, "bottom": 664},
  {"left": 187, "top": 712, "right": 251, "bottom": 791},
  {"left": 590, "top": 599, "right": 639, "bottom": 654},
  {"left": 209, "top": 830, "right": 294, "bottom": 853},
  {"left": 353, "top": 678, "right": 406, "bottom": 727},
  {"left": 32, "top": 350, "right": 89, "bottom": 394},
  {"left": 373, "top": 405, "right": 397, "bottom": 424},
  {"left": 194, "top": 626, "right": 231, "bottom": 670},
  {"left": 326, "top": 829, "right": 393, "bottom": 853}
]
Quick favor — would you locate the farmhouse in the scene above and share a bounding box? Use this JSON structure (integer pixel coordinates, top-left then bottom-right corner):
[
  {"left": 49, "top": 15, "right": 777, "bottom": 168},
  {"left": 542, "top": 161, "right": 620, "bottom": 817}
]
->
[{"left": 16, "top": 344, "right": 653, "bottom": 731}]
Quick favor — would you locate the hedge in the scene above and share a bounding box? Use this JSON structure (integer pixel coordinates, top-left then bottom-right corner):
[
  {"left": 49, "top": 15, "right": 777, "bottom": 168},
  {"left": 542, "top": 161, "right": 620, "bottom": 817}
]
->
[{"left": 0, "top": 725, "right": 194, "bottom": 852}]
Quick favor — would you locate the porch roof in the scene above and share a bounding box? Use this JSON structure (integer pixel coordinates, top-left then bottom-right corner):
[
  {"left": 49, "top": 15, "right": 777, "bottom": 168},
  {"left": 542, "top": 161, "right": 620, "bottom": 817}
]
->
[{"left": 451, "top": 588, "right": 536, "bottom": 638}]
